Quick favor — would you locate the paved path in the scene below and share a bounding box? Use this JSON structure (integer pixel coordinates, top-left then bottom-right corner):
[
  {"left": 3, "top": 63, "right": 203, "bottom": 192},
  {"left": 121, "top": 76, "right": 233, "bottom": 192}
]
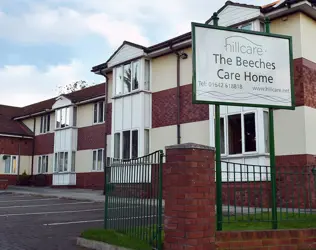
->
[{"left": 0, "top": 192, "right": 104, "bottom": 250}]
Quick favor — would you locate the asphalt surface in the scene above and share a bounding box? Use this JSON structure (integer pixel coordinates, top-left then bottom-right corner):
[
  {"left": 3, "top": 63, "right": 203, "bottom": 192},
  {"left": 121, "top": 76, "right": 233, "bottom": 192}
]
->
[{"left": 0, "top": 192, "right": 105, "bottom": 250}]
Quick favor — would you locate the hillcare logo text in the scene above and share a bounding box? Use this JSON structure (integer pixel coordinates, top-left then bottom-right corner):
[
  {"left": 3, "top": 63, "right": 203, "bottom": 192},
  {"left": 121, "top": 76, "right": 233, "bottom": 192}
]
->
[{"left": 211, "top": 35, "right": 276, "bottom": 84}]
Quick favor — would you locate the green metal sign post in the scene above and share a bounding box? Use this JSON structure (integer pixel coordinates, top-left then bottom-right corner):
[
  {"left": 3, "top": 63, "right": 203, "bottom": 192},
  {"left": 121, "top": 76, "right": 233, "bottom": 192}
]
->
[
  {"left": 192, "top": 13, "right": 295, "bottom": 231},
  {"left": 265, "top": 17, "right": 278, "bottom": 230}
]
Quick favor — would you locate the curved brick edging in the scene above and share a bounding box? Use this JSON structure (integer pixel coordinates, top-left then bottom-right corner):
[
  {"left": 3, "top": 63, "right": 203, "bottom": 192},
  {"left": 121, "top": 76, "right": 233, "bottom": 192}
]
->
[{"left": 76, "top": 237, "right": 131, "bottom": 250}]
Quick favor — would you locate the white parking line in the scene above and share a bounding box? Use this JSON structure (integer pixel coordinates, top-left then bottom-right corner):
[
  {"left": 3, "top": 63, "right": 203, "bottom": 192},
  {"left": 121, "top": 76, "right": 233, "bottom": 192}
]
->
[
  {"left": 0, "top": 201, "right": 96, "bottom": 209},
  {"left": 0, "top": 198, "right": 60, "bottom": 203},
  {"left": 0, "top": 208, "right": 104, "bottom": 217},
  {"left": 43, "top": 215, "right": 156, "bottom": 226}
]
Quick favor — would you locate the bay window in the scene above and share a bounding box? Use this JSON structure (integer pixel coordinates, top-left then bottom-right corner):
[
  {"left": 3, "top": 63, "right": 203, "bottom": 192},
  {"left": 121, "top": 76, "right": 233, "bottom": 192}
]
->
[
  {"left": 114, "top": 59, "right": 150, "bottom": 96},
  {"left": 56, "top": 107, "right": 70, "bottom": 128},
  {"left": 54, "top": 152, "right": 68, "bottom": 172}
]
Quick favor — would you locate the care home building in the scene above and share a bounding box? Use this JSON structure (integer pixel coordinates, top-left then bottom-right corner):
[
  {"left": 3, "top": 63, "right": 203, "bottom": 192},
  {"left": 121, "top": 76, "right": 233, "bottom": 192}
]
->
[{"left": 1, "top": 0, "right": 316, "bottom": 189}]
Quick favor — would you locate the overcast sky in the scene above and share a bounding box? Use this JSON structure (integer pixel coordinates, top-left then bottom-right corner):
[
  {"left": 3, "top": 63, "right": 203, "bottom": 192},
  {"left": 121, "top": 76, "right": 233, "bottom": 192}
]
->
[{"left": 0, "top": 0, "right": 269, "bottom": 107}]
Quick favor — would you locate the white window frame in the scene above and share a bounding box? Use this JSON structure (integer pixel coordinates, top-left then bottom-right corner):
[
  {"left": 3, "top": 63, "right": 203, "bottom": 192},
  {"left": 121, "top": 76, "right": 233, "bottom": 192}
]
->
[
  {"left": 114, "top": 129, "right": 142, "bottom": 160},
  {"left": 38, "top": 155, "right": 49, "bottom": 174},
  {"left": 93, "top": 101, "right": 105, "bottom": 124},
  {"left": 4, "top": 155, "right": 18, "bottom": 174},
  {"left": 55, "top": 107, "right": 70, "bottom": 129},
  {"left": 113, "top": 59, "right": 151, "bottom": 97},
  {"left": 220, "top": 111, "right": 258, "bottom": 157},
  {"left": 40, "top": 114, "right": 50, "bottom": 134},
  {"left": 92, "top": 149, "right": 104, "bottom": 172},
  {"left": 235, "top": 21, "right": 253, "bottom": 30},
  {"left": 54, "top": 152, "right": 69, "bottom": 173}
]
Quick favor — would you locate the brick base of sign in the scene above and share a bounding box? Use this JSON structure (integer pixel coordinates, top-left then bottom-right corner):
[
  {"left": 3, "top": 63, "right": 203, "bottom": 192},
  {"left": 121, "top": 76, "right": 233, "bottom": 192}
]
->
[
  {"left": 216, "top": 229, "right": 316, "bottom": 250},
  {"left": 0, "top": 175, "right": 17, "bottom": 185},
  {"left": 0, "top": 180, "right": 8, "bottom": 190}
]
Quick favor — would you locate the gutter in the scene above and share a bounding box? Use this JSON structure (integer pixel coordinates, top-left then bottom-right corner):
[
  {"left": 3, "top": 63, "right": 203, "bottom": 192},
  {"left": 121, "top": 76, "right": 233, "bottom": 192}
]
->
[
  {"left": 14, "top": 110, "right": 49, "bottom": 121},
  {"left": 98, "top": 70, "right": 109, "bottom": 195},
  {"left": 0, "top": 133, "right": 33, "bottom": 139},
  {"left": 169, "top": 44, "right": 188, "bottom": 145}
]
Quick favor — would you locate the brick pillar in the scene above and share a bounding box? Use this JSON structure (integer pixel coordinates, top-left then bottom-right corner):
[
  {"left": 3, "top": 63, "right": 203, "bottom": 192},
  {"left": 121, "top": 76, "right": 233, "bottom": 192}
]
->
[{"left": 164, "top": 143, "right": 216, "bottom": 250}]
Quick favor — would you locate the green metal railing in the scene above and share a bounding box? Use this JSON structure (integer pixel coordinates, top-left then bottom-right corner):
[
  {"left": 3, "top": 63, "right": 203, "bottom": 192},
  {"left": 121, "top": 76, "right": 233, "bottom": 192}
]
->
[
  {"left": 217, "top": 161, "right": 316, "bottom": 230},
  {"left": 104, "top": 150, "right": 164, "bottom": 250}
]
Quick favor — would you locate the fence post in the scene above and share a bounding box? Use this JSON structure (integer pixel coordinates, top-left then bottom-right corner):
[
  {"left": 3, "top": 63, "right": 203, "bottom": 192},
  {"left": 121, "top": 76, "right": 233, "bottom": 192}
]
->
[{"left": 164, "top": 143, "right": 216, "bottom": 250}]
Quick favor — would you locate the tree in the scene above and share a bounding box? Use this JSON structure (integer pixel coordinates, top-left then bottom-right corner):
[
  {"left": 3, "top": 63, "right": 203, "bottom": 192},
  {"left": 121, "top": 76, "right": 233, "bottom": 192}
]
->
[{"left": 57, "top": 80, "right": 95, "bottom": 94}]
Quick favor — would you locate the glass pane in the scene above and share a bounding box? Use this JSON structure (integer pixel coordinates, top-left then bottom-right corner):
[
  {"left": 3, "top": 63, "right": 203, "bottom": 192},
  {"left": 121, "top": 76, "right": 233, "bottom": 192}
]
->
[
  {"left": 59, "top": 152, "right": 64, "bottom": 172},
  {"left": 47, "top": 115, "right": 50, "bottom": 132},
  {"left": 71, "top": 152, "right": 76, "bottom": 172},
  {"left": 241, "top": 23, "right": 252, "bottom": 30},
  {"left": 12, "top": 156, "right": 17, "bottom": 174},
  {"left": 61, "top": 108, "right": 66, "bottom": 128},
  {"left": 40, "top": 116, "right": 43, "bottom": 133},
  {"left": 38, "top": 157, "right": 42, "bottom": 173},
  {"left": 73, "top": 107, "right": 77, "bottom": 126},
  {"left": 97, "top": 149, "right": 103, "bottom": 170},
  {"left": 54, "top": 153, "right": 58, "bottom": 172},
  {"left": 144, "top": 60, "right": 150, "bottom": 90},
  {"left": 123, "top": 131, "right": 130, "bottom": 159},
  {"left": 98, "top": 102, "right": 104, "bottom": 123},
  {"left": 132, "top": 61, "right": 140, "bottom": 90},
  {"left": 4, "top": 157, "right": 10, "bottom": 173},
  {"left": 92, "top": 151, "right": 97, "bottom": 170},
  {"left": 65, "top": 108, "right": 70, "bottom": 127},
  {"left": 43, "top": 116, "right": 47, "bottom": 133},
  {"left": 64, "top": 152, "right": 68, "bottom": 172},
  {"left": 220, "top": 118, "right": 225, "bottom": 154},
  {"left": 94, "top": 103, "right": 98, "bottom": 123},
  {"left": 228, "top": 114, "right": 242, "bottom": 155},
  {"left": 45, "top": 156, "right": 48, "bottom": 173},
  {"left": 132, "top": 130, "right": 138, "bottom": 158},
  {"left": 123, "top": 63, "right": 131, "bottom": 93},
  {"left": 114, "top": 133, "right": 120, "bottom": 159},
  {"left": 56, "top": 110, "right": 61, "bottom": 128},
  {"left": 115, "top": 66, "right": 123, "bottom": 95},
  {"left": 264, "top": 111, "right": 269, "bottom": 153},
  {"left": 144, "top": 129, "right": 149, "bottom": 155},
  {"left": 244, "top": 113, "right": 256, "bottom": 152}
]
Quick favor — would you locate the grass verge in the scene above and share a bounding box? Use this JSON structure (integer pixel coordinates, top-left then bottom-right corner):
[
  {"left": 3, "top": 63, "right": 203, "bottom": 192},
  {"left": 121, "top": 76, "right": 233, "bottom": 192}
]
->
[{"left": 81, "top": 229, "right": 152, "bottom": 250}]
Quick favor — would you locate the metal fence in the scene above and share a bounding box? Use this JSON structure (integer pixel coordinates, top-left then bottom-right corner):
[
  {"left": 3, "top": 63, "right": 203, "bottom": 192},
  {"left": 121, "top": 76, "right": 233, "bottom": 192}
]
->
[
  {"left": 217, "top": 161, "right": 316, "bottom": 230},
  {"left": 104, "top": 150, "right": 164, "bottom": 250}
]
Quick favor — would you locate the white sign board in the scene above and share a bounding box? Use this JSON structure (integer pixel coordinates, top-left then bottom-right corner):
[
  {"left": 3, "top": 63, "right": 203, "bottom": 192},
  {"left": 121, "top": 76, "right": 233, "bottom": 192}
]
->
[{"left": 192, "top": 23, "right": 294, "bottom": 109}]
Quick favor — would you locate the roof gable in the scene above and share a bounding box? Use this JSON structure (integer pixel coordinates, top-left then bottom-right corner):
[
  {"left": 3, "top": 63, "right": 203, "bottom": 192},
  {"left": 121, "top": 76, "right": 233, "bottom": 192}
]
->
[
  {"left": 107, "top": 42, "right": 146, "bottom": 68},
  {"left": 206, "top": 4, "right": 261, "bottom": 26},
  {"left": 52, "top": 96, "right": 72, "bottom": 110}
]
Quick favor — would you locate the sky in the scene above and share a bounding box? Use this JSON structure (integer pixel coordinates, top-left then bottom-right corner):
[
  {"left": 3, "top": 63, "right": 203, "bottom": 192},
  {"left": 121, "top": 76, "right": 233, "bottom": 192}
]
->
[{"left": 0, "top": 0, "right": 269, "bottom": 107}]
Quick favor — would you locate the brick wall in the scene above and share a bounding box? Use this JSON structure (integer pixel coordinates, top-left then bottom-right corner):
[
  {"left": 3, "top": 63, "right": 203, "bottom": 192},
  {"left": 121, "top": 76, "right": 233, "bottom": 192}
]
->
[
  {"left": 294, "top": 58, "right": 316, "bottom": 108},
  {"left": 34, "top": 133, "right": 54, "bottom": 155},
  {"left": 0, "top": 136, "right": 33, "bottom": 155},
  {"left": 76, "top": 172, "right": 104, "bottom": 189},
  {"left": 216, "top": 229, "right": 316, "bottom": 250},
  {"left": 152, "top": 84, "right": 209, "bottom": 128},
  {"left": 77, "top": 124, "right": 106, "bottom": 150}
]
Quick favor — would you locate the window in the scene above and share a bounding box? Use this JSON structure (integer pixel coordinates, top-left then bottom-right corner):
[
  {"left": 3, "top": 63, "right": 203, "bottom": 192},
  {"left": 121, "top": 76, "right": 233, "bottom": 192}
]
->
[
  {"left": 264, "top": 111, "right": 269, "bottom": 153},
  {"left": 38, "top": 156, "right": 49, "bottom": 174},
  {"left": 73, "top": 107, "right": 77, "bottom": 127},
  {"left": 54, "top": 152, "right": 68, "bottom": 172},
  {"left": 114, "top": 133, "right": 121, "bottom": 159},
  {"left": 123, "top": 131, "right": 131, "bottom": 159},
  {"left": 222, "top": 112, "right": 257, "bottom": 155},
  {"left": 4, "top": 156, "right": 17, "bottom": 174},
  {"left": 56, "top": 107, "right": 70, "bottom": 129},
  {"left": 40, "top": 114, "right": 50, "bottom": 133},
  {"left": 144, "top": 129, "right": 149, "bottom": 155},
  {"left": 228, "top": 114, "right": 242, "bottom": 155},
  {"left": 71, "top": 152, "right": 76, "bottom": 172},
  {"left": 93, "top": 101, "right": 105, "bottom": 124},
  {"left": 92, "top": 149, "right": 103, "bottom": 171},
  {"left": 144, "top": 60, "right": 150, "bottom": 91},
  {"left": 115, "top": 60, "right": 140, "bottom": 95},
  {"left": 114, "top": 130, "right": 140, "bottom": 160},
  {"left": 240, "top": 23, "right": 252, "bottom": 30}
]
